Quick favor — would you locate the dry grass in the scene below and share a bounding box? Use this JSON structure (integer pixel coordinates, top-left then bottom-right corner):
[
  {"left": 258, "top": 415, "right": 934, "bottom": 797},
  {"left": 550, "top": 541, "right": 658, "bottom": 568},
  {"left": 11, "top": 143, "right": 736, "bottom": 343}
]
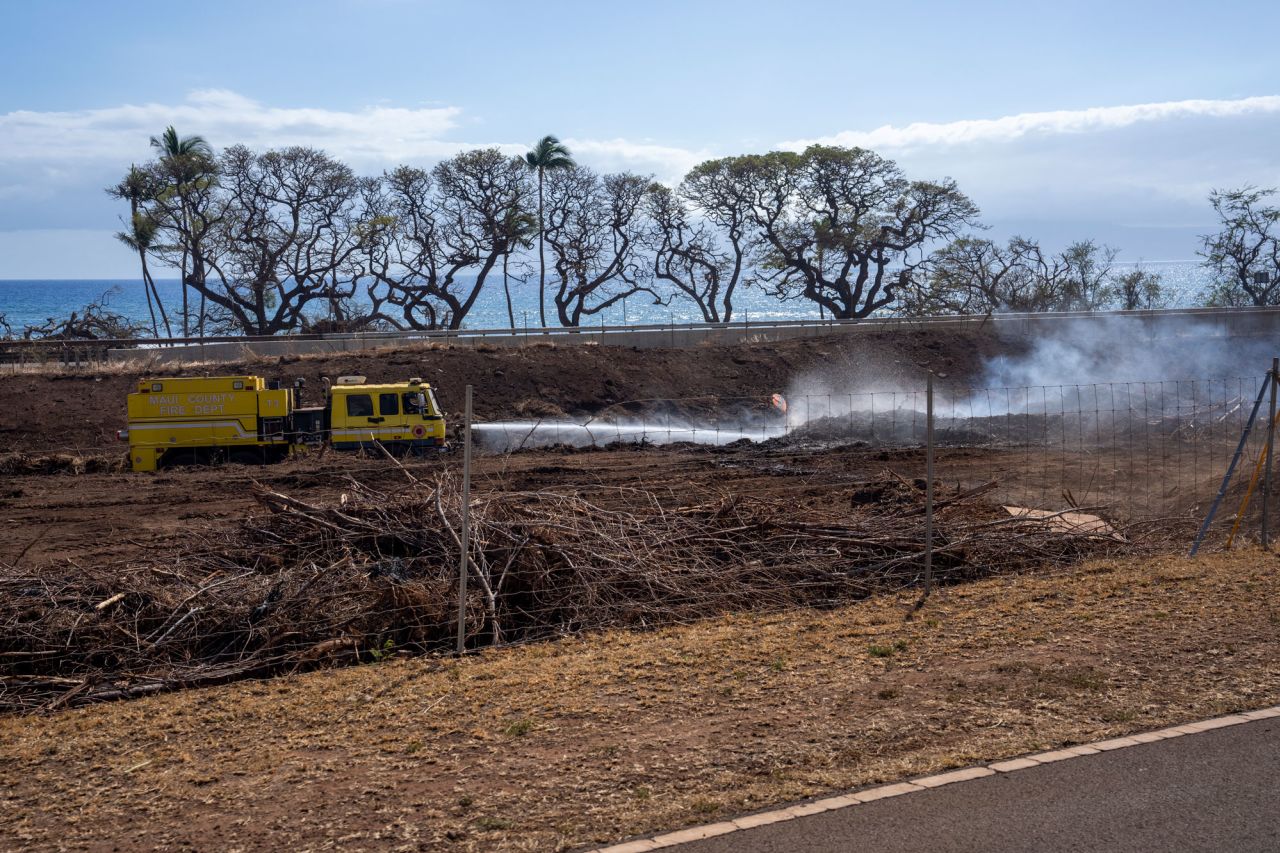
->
[
  {"left": 2, "top": 550, "right": 1278, "bottom": 850},
  {"left": 0, "top": 335, "right": 563, "bottom": 377}
]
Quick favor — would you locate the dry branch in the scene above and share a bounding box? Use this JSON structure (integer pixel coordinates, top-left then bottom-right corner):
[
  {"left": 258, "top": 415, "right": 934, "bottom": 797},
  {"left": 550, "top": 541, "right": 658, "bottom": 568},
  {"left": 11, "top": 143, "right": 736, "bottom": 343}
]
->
[{"left": 0, "top": 473, "right": 1124, "bottom": 712}]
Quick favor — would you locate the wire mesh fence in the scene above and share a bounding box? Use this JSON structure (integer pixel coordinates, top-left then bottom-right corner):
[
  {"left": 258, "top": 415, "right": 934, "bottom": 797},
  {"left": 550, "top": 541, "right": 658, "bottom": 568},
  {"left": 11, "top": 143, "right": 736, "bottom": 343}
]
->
[
  {"left": 470, "top": 376, "right": 1273, "bottom": 530},
  {"left": 4, "top": 370, "right": 1279, "bottom": 712}
]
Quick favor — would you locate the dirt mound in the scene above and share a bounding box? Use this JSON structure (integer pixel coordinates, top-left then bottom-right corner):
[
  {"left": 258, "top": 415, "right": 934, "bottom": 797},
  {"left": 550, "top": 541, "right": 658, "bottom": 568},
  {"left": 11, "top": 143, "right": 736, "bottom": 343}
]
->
[{"left": 0, "top": 328, "right": 1014, "bottom": 454}]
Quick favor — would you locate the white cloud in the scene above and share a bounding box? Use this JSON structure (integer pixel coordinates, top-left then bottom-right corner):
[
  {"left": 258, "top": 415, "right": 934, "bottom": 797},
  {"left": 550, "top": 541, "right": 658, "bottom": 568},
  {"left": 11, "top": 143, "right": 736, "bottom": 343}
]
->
[
  {"left": 0, "top": 90, "right": 708, "bottom": 232},
  {"left": 563, "top": 138, "right": 713, "bottom": 184},
  {"left": 0, "top": 89, "right": 468, "bottom": 165},
  {"left": 0, "top": 89, "right": 706, "bottom": 181},
  {"left": 780, "top": 95, "right": 1280, "bottom": 151},
  {"left": 4, "top": 90, "right": 1279, "bottom": 274}
]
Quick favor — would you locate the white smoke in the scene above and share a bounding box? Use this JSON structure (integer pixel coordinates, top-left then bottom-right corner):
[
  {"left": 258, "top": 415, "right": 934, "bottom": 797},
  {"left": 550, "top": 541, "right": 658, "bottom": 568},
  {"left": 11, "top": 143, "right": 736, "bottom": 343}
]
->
[{"left": 775, "top": 316, "right": 1275, "bottom": 440}]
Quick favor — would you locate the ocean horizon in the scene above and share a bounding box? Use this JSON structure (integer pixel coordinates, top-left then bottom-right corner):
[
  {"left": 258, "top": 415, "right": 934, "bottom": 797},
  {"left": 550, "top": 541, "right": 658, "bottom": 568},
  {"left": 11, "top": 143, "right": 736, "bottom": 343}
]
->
[{"left": 0, "top": 260, "right": 1215, "bottom": 335}]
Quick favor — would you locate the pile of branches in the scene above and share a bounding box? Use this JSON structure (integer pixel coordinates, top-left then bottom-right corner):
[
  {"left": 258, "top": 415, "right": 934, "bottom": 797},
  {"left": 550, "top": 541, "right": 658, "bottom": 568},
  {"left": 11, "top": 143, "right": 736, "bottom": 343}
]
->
[
  {"left": 0, "top": 452, "right": 126, "bottom": 477},
  {"left": 0, "top": 474, "right": 1124, "bottom": 712}
]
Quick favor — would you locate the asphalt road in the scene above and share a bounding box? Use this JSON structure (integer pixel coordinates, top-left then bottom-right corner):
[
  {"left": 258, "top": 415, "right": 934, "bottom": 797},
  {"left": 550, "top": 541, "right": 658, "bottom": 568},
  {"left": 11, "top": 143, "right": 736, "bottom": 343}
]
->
[{"left": 683, "top": 718, "right": 1279, "bottom": 853}]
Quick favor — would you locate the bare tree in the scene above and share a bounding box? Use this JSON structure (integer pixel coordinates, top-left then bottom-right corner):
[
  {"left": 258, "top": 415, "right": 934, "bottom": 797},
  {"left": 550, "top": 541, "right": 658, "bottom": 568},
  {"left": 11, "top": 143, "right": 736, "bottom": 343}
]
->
[
  {"left": 1201, "top": 186, "right": 1280, "bottom": 306},
  {"left": 542, "top": 168, "right": 659, "bottom": 326},
  {"left": 364, "top": 165, "right": 446, "bottom": 329},
  {"left": 678, "top": 158, "right": 754, "bottom": 321},
  {"left": 914, "top": 236, "right": 1124, "bottom": 315},
  {"left": 1057, "top": 240, "right": 1117, "bottom": 311},
  {"left": 370, "top": 149, "right": 530, "bottom": 330},
  {"left": 906, "top": 236, "right": 1023, "bottom": 315},
  {"left": 698, "top": 146, "right": 978, "bottom": 319},
  {"left": 647, "top": 183, "right": 741, "bottom": 322},
  {"left": 1104, "top": 266, "right": 1165, "bottom": 311},
  {"left": 299, "top": 179, "right": 396, "bottom": 334},
  {"left": 188, "top": 146, "right": 369, "bottom": 335}
]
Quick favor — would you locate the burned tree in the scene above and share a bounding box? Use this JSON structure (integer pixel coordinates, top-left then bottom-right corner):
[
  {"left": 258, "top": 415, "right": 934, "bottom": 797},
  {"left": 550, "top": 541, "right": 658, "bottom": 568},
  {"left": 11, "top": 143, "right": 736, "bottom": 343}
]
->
[
  {"left": 543, "top": 168, "right": 658, "bottom": 326},
  {"left": 1105, "top": 267, "right": 1165, "bottom": 311},
  {"left": 907, "top": 236, "right": 1028, "bottom": 315}
]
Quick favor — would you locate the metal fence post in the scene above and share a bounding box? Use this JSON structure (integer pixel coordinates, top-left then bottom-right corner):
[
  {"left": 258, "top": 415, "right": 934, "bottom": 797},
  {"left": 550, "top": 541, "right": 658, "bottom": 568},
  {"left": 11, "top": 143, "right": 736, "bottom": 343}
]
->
[
  {"left": 924, "top": 372, "right": 935, "bottom": 597},
  {"left": 1264, "top": 358, "right": 1278, "bottom": 548},
  {"left": 456, "top": 384, "right": 473, "bottom": 654},
  {"left": 1191, "top": 373, "right": 1270, "bottom": 556}
]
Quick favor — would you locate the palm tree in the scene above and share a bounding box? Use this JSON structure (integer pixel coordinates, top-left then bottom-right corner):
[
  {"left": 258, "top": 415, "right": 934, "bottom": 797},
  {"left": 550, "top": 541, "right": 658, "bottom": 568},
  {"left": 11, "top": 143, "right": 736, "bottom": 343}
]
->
[
  {"left": 149, "top": 127, "right": 213, "bottom": 336},
  {"left": 524, "top": 135, "right": 575, "bottom": 327},
  {"left": 112, "top": 166, "right": 171, "bottom": 338},
  {"left": 149, "top": 126, "right": 212, "bottom": 168}
]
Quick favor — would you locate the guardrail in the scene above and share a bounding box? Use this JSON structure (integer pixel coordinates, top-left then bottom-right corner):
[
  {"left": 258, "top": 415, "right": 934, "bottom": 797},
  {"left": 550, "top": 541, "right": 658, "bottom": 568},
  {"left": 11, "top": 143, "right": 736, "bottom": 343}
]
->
[{"left": 2, "top": 305, "right": 1279, "bottom": 366}]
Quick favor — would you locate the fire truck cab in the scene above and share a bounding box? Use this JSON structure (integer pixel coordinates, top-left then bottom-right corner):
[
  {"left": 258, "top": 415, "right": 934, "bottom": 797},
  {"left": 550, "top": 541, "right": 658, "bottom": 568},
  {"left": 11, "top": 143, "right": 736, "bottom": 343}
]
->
[{"left": 296, "top": 375, "right": 446, "bottom": 455}]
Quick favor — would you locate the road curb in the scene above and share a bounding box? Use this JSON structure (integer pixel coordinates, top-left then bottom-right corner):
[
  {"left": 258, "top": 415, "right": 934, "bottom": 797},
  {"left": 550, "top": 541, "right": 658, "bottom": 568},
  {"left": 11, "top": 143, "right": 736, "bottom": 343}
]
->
[{"left": 588, "top": 705, "right": 1280, "bottom": 852}]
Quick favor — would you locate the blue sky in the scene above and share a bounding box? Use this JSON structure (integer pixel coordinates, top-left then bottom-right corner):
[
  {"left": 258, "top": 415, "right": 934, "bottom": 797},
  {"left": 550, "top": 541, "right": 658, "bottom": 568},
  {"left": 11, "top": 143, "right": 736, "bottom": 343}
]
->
[{"left": 1, "top": 0, "right": 1278, "bottom": 277}]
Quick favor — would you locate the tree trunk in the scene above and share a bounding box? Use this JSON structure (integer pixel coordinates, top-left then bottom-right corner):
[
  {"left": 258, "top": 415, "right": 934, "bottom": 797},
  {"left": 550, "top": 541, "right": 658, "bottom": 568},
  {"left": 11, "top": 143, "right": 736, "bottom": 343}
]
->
[
  {"left": 537, "top": 169, "right": 546, "bottom": 328},
  {"left": 141, "top": 271, "right": 158, "bottom": 338},
  {"left": 502, "top": 252, "right": 515, "bottom": 329},
  {"left": 142, "top": 259, "right": 171, "bottom": 338},
  {"left": 181, "top": 260, "right": 189, "bottom": 338},
  {"left": 179, "top": 196, "right": 190, "bottom": 337},
  {"left": 130, "top": 198, "right": 160, "bottom": 339}
]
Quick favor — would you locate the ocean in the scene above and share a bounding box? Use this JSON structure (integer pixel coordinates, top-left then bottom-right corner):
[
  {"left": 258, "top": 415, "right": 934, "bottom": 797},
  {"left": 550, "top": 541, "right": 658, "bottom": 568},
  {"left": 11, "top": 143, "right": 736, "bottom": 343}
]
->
[{"left": 0, "top": 260, "right": 1214, "bottom": 336}]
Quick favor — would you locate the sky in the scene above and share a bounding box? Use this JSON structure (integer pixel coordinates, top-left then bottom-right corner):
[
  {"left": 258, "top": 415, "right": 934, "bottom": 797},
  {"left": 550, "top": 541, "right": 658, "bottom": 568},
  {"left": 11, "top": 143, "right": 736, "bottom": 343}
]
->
[{"left": 0, "top": 0, "right": 1278, "bottom": 278}]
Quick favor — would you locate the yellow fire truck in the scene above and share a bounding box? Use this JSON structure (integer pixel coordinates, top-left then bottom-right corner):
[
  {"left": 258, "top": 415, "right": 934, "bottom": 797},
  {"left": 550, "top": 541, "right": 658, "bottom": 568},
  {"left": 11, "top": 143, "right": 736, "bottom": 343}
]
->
[{"left": 120, "top": 374, "right": 446, "bottom": 471}]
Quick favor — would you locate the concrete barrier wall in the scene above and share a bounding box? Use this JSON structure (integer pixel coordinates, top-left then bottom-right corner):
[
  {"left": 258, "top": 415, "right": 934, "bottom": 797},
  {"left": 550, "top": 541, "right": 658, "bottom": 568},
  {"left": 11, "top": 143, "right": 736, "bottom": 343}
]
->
[{"left": 107, "top": 308, "right": 1280, "bottom": 365}]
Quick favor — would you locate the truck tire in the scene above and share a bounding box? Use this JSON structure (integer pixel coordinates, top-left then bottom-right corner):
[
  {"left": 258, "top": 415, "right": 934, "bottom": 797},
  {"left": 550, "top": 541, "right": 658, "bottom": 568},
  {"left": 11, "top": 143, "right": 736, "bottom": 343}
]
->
[{"left": 230, "top": 448, "right": 266, "bottom": 466}]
